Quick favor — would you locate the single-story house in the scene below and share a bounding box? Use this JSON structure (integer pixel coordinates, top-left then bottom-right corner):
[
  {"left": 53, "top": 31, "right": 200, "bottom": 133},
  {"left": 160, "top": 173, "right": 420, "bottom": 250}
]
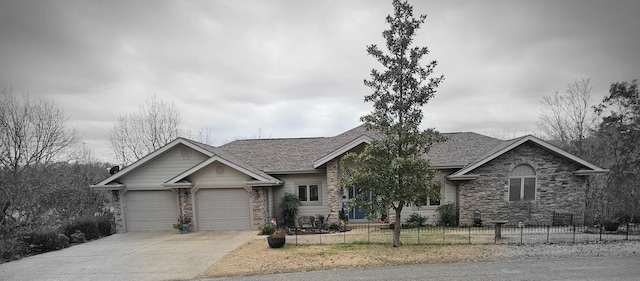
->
[{"left": 91, "top": 125, "right": 608, "bottom": 232}]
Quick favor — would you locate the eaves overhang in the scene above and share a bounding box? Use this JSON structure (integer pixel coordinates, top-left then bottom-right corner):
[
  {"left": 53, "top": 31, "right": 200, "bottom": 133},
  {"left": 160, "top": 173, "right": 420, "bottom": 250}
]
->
[
  {"left": 313, "top": 135, "right": 373, "bottom": 168},
  {"left": 573, "top": 169, "right": 610, "bottom": 176},
  {"left": 89, "top": 184, "right": 125, "bottom": 191},
  {"left": 446, "top": 174, "right": 480, "bottom": 181},
  {"left": 244, "top": 180, "right": 283, "bottom": 187}
]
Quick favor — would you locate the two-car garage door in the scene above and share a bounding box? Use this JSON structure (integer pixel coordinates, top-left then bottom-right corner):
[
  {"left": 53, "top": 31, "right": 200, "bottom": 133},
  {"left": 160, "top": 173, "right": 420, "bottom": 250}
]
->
[
  {"left": 196, "top": 188, "right": 251, "bottom": 230},
  {"left": 124, "top": 189, "right": 251, "bottom": 232},
  {"left": 125, "top": 190, "right": 178, "bottom": 232}
]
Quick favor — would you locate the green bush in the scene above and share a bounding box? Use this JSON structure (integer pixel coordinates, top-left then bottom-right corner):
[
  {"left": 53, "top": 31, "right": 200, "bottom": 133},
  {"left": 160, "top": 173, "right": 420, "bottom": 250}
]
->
[
  {"left": 96, "top": 213, "right": 114, "bottom": 236},
  {"left": 280, "top": 192, "right": 300, "bottom": 228},
  {"left": 260, "top": 225, "right": 275, "bottom": 235},
  {"left": 22, "top": 229, "right": 69, "bottom": 253},
  {"left": 329, "top": 223, "right": 339, "bottom": 230},
  {"left": 437, "top": 203, "right": 458, "bottom": 226},
  {"left": 406, "top": 213, "right": 427, "bottom": 227},
  {"left": 1, "top": 237, "right": 26, "bottom": 261},
  {"left": 61, "top": 216, "right": 100, "bottom": 240}
]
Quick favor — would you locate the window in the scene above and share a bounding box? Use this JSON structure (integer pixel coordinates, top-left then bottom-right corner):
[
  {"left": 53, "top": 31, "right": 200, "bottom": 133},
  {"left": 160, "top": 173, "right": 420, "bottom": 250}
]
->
[
  {"left": 509, "top": 164, "right": 536, "bottom": 201},
  {"left": 413, "top": 181, "right": 442, "bottom": 208},
  {"left": 297, "top": 183, "right": 320, "bottom": 205}
]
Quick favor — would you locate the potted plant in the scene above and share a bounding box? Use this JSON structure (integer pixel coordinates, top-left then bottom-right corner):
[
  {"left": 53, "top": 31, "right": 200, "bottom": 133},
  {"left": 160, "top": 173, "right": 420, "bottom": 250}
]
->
[
  {"left": 315, "top": 214, "right": 325, "bottom": 229},
  {"left": 173, "top": 214, "right": 192, "bottom": 234},
  {"left": 267, "top": 228, "right": 286, "bottom": 248}
]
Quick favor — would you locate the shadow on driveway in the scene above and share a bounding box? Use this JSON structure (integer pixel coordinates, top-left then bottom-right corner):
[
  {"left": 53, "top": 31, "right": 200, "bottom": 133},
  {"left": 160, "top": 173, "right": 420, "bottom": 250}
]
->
[{"left": 0, "top": 230, "right": 257, "bottom": 281}]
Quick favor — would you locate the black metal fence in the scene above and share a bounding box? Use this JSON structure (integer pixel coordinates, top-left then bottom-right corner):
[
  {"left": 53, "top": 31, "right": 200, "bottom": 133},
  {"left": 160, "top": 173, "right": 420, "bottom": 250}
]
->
[{"left": 287, "top": 222, "right": 640, "bottom": 245}]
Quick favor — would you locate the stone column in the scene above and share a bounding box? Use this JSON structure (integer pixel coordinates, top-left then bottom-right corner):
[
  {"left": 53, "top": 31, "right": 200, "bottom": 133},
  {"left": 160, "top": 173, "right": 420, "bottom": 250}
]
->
[
  {"left": 111, "top": 190, "right": 125, "bottom": 233},
  {"left": 179, "top": 189, "right": 193, "bottom": 220},
  {"left": 251, "top": 187, "right": 268, "bottom": 230},
  {"left": 326, "top": 159, "right": 340, "bottom": 224}
]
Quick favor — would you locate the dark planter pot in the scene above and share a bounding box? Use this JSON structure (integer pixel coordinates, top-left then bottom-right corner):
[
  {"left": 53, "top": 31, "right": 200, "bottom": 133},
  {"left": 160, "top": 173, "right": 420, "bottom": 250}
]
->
[
  {"left": 604, "top": 222, "right": 619, "bottom": 232},
  {"left": 267, "top": 236, "right": 286, "bottom": 248},
  {"left": 180, "top": 223, "right": 190, "bottom": 234}
]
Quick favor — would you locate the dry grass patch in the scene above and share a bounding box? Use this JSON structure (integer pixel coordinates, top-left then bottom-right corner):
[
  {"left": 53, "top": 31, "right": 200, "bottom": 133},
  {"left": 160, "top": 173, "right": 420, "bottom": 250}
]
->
[{"left": 199, "top": 238, "right": 506, "bottom": 278}]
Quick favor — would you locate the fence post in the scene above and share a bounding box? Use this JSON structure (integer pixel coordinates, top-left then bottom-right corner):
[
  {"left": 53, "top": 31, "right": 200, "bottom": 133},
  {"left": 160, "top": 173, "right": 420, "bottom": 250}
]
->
[
  {"left": 519, "top": 223, "right": 524, "bottom": 244},
  {"left": 343, "top": 227, "right": 346, "bottom": 244},
  {"left": 442, "top": 226, "right": 445, "bottom": 244},
  {"left": 417, "top": 225, "right": 420, "bottom": 244},
  {"left": 468, "top": 225, "right": 471, "bottom": 244},
  {"left": 319, "top": 230, "right": 322, "bottom": 245},
  {"left": 572, "top": 224, "right": 576, "bottom": 244},
  {"left": 626, "top": 223, "right": 629, "bottom": 240},
  {"left": 367, "top": 221, "right": 370, "bottom": 244},
  {"left": 546, "top": 225, "right": 550, "bottom": 244},
  {"left": 599, "top": 223, "right": 603, "bottom": 241}
]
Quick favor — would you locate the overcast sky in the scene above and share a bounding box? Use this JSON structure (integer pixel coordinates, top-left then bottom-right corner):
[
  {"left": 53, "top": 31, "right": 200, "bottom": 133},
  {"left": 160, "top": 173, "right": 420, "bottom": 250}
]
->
[{"left": 1, "top": 0, "right": 639, "bottom": 163}]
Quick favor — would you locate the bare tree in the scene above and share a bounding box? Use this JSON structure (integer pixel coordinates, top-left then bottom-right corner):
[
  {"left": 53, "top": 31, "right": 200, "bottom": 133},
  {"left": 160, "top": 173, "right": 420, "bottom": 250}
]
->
[
  {"left": 537, "top": 78, "right": 595, "bottom": 156},
  {"left": 0, "top": 88, "right": 79, "bottom": 227},
  {"left": 108, "top": 95, "right": 182, "bottom": 165}
]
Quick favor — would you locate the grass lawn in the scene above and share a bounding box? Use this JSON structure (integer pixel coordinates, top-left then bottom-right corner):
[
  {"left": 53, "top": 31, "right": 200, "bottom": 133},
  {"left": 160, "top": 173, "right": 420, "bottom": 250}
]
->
[{"left": 198, "top": 238, "right": 505, "bottom": 278}]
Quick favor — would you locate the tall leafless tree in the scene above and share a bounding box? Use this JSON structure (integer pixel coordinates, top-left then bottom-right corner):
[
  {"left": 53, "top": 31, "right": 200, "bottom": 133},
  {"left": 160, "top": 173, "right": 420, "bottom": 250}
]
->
[
  {"left": 0, "top": 88, "right": 79, "bottom": 226},
  {"left": 108, "top": 95, "right": 182, "bottom": 165},
  {"left": 537, "top": 78, "right": 595, "bottom": 156}
]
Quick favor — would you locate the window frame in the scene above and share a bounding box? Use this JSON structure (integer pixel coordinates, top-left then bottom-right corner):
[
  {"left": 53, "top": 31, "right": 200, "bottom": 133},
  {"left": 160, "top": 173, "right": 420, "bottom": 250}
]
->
[
  {"left": 508, "top": 164, "right": 537, "bottom": 202},
  {"left": 296, "top": 182, "right": 322, "bottom": 206},
  {"left": 412, "top": 180, "right": 444, "bottom": 210}
]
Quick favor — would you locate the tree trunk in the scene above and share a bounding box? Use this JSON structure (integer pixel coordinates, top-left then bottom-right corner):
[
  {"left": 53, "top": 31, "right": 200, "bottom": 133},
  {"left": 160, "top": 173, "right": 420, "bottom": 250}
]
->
[{"left": 393, "top": 206, "right": 403, "bottom": 247}]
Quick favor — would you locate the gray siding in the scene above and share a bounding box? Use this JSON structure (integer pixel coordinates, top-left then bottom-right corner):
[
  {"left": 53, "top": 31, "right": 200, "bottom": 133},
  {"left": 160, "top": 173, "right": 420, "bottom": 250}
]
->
[
  {"left": 121, "top": 144, "right": 209, "bottom": 189},
  {"left": 273, "top": 173, "right": 328, "bottom": 222}
]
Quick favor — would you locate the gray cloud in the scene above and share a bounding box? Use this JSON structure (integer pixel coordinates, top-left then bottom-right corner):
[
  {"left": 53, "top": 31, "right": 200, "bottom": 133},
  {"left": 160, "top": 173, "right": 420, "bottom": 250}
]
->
[{"left": 1, "top": 0, "right": 638, "bottom": 162}]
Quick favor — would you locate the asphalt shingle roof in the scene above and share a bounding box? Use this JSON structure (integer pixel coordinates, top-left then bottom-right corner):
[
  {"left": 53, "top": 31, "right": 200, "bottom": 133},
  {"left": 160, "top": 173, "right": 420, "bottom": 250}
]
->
[{"left": 218, "top": 125, "right": 510, "bottom": 173}]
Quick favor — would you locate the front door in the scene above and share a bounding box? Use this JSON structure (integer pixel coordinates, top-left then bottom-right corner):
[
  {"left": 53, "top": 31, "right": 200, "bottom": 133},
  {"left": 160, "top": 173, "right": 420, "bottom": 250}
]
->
[{"left": 348, "top": 187, "right": 371, "bottom": 220}]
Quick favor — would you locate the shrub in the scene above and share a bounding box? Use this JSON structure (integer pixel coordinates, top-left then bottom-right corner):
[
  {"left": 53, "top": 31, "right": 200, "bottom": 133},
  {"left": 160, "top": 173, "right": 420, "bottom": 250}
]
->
[
  {"left": 1, "top": 237, "right": 26, "bottom": 261},
  {"left": 406, "top": 213, "right": 427, "bottom": 227},
  {"left": 260, "top": 225, "right": 276, "bottom": 235},
  {"left": 22, "top": 228, "right": 69, "bottom": 253},
  {"left": 328, "top": 223, "right": 339, "bottom": 230},
  {"left": 96, "top": 213, "right": 114, "bottom": 236},
  {"left": 61, "top": 216, "right": 100, "bottom": 240},
  {"left": 437, "top": 203, "right": 458, "bottom": 226},
  {"left": 280, "top": 193, "right": 300, "bottom": 228}
]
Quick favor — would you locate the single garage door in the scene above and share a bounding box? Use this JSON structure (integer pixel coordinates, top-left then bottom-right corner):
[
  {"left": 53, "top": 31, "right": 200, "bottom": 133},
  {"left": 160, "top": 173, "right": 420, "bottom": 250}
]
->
[
  {"left": 196, "top": 188, "right": 250, "bottom": 230},
  {"left": 125, "top": 190, "right": 178, "bottom": 231}
]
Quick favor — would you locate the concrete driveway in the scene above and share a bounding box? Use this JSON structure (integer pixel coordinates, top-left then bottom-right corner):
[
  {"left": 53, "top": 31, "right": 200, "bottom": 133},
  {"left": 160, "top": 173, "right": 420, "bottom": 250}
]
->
[{"left": 0, "top": 230, "right": 257, "bottom": 281}]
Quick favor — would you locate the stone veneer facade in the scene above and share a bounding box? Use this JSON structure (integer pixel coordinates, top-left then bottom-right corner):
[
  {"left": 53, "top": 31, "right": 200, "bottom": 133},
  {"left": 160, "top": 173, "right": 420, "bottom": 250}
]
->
[
  {"left": 457, "top": 142, "right": 588, "bottom": 226},
  {"left": 251, "top": 187, "right": 269, "bottom": 230},
  {"left": 326, "top": 159, "right": 340, "bottom": 224}
]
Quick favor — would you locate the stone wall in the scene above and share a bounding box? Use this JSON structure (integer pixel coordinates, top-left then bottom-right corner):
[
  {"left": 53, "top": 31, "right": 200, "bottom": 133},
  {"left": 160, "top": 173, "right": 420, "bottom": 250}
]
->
[
  {"left": 178, "top": 189, "right": 193, "bottom": 221},
  {"left": 109, "top": 190, "right": 125, "bottom": 233},
  {"left": 326, "top": 159, "right": 340, "bottom": 224},
  {"left": 251, "top": 187, "right": 269, "bottom": 230},
  {"left": 458, "top": 142, "right": 587, "bottom": 226}
]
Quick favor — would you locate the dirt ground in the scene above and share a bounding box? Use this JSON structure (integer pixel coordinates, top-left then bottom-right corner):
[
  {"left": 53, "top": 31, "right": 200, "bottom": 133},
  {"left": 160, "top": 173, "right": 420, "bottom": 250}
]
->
[{"left": 199, "top": 236, "right": 640, "bottom": 278}]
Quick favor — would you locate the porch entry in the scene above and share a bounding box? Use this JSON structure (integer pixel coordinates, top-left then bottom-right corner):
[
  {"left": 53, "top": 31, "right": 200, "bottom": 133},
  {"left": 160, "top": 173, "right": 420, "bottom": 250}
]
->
[{"left": 348, "top": 187, "right": 371, "bottom": 220}]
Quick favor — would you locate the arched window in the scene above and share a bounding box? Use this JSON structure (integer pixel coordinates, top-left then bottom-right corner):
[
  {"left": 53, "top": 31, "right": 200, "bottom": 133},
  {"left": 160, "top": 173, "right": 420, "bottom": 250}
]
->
[{"left": 509, "top": 164, "right": 536, "bottom": 201}]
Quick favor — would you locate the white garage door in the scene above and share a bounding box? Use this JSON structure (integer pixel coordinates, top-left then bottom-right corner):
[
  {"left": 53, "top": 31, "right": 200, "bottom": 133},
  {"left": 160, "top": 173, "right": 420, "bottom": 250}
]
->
[
  {"left": 125, "top": 190, "right": 178, "bottom": 232},
  {"left": 196, "top": 188, "right": 251, "bottom": 230}
]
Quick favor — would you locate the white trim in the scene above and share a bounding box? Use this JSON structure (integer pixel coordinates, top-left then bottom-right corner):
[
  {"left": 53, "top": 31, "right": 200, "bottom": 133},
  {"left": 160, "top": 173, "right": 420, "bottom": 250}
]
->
[
  {"left": 449, "top": 135, "right": 608, "bottom": 178},
  {"left": 93, "top": 138, "right": 214, "bottom": 186},
  {"left": 165, "top": 156, "right": 283, "bottom": 185},
  {"left": 447, "top": 174, "right": 480, "bottom": 181},
  {"left": 89, "top": 184, "right": 125, "bottom": 191},
  {"left": 313, "top": 135, "right": 373, "bottom": 168}
]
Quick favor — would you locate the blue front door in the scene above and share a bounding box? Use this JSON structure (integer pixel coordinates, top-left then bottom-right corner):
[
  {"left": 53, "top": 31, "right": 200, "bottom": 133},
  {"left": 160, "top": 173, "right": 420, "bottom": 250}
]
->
[{"left": 348, "top": 187, "right": 371, "bottom": 220}]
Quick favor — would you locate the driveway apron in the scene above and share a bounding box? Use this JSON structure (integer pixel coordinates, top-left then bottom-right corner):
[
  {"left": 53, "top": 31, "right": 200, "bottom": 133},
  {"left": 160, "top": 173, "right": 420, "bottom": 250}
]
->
[{"left": 0, "top": 230, "right": 256, "bottom": 281}]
